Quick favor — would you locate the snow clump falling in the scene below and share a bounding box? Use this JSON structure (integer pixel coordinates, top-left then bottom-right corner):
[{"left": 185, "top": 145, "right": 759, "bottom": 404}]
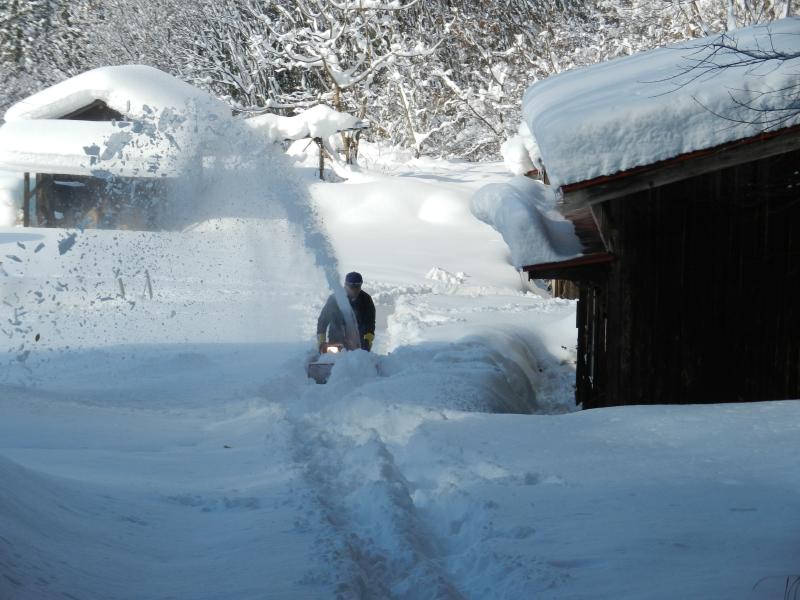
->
[
  {"left": 500, "top": 121, "right": 542, "bottom": 176},
  {"left": 471, "top": 176, "right": 582, "bottom": 268}
]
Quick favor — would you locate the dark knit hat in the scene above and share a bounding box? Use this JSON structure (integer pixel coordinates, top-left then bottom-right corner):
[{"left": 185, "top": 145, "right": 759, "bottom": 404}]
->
[{"left": 345, "top": 271, "right": 363, "bottom": 286}]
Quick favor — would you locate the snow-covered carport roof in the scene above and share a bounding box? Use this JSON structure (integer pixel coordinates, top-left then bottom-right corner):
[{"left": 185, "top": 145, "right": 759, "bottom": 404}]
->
[
  {"left": 0, "top": 65, "right": 231, "bottom": 178},
  {"left": 4, "top": 65, "right": 230, "bottom": 123},
  {"left": 521, "top": 17, "right": 800, "bottom": 275}
]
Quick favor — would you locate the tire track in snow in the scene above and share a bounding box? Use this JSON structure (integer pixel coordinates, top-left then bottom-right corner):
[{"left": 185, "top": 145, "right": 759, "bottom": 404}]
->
[
  {"left": 260, "top": 284, "right": 577, "bottom": 597},
  {"left": 288, "top": 415, "right": 467, "bottom": 600}
]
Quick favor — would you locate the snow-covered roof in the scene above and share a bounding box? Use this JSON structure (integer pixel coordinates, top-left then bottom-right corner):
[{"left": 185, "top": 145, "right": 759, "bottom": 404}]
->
[
  {"left": 0, "top": 119, "right": 188, "bottom": 178},
  {"left": 4, "top": 65, "right": 229, "bottom": 122},
  {"left": 0, "top": 65, "right": 230, "bottom": 178},
  {"left": 523, "top": 17, "right": 800, "bottom": 188},
  {"left": 244, "top": 104, "right": 367, "bottom": 141}
]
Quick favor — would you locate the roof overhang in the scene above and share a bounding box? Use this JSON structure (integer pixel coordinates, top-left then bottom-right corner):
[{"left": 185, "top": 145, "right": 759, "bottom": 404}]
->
[
  {"left": 0, "top": 119, "right": 187, "bottom": 178},
  {"left": 524, "top": 124, "right": 800, "bottom": 280},
  {"left": 560, "top": 124, "right": 800, "bottom": 211},
  {"left": 523, "top": 252, "right": 614, "bottom": 281}
]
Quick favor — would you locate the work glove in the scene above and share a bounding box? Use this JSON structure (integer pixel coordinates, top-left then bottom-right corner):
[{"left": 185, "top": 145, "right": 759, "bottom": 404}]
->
[
  {"left": 317, "top": 333, "right": 326, "bottom": 352},
  {"left": 363, "top": 332, "right": 375, "bottom": 351}
]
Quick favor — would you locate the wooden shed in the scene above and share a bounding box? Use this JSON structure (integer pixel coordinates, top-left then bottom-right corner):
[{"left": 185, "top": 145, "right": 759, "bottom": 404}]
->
[
  {"left": 519, "top": 18, "right": 800, "bottom": 408},
  {"left": 0, "top": 65, "right": 230, "bottom": 230}
]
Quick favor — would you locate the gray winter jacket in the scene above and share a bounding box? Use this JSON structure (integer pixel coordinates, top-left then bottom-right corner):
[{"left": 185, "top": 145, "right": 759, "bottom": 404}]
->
[{"left": 317, "top": 291, "right": 376, "bottom": 350}]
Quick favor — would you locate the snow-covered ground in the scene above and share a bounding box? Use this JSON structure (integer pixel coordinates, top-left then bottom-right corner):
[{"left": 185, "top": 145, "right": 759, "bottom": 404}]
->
[{"left": 1, "top": 145, "right": 798, "bottom": 600}]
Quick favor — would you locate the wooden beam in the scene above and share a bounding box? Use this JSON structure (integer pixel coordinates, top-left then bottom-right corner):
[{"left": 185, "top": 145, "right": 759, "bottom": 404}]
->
[
  {"left": 523, "top": 252, "right": 614, "bottom": 281},
  {"left": 562, "top": 205, "right": 607, "bottom": 255},
  {"left": 281, "top": 124, "right": 370, "bottom": 144},
  {"left": 35, "top": 173, "right": 42, "bottom": 225},
  {"left": 314, "top": 137, "right": 325, "bottom": 181},
  {"left": 590, "top": 203, "right": 613, "bottom": 253},
  {"left": 23, "top": 172, "right": 30, "bottom": 227},
  {"left": 561, "top": 125, "right": 800, "bottom": 210}
]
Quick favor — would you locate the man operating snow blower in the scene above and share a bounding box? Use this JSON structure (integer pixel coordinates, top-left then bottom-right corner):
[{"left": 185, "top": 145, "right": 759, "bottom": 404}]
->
[
  {"left": 316, "top": 271, "right": 376, "bottom": 352},
  {"left": 308, "top": 272, "right": 376, "bottom": 384}
]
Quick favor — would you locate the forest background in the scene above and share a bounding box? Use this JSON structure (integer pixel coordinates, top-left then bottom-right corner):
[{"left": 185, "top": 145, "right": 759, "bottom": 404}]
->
[{"left": 1, "top": 0, "right": 796, "bottom": 160}]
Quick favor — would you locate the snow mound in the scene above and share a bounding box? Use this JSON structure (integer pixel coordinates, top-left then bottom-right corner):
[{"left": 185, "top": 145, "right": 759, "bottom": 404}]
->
[
  {"left": 4, "top": 65, "right": 229, "bottom": 122},
  {"left": 524, "top": 17, "right": 800, "bottom": 187},
  {"left": 425, "top": 266, "right": 466, "bottom": 285},
  {"left": 471, "top": 176, "right": 582, "bottom": 267},
  {"left": 0, "top": 454, "right": 121, "bottom": 599},
  {"left": 324, "top": 349, "right": 381, "bottom": 389},
  {"left": 311, "top": 174, "right": 524, "bottom": 292}
]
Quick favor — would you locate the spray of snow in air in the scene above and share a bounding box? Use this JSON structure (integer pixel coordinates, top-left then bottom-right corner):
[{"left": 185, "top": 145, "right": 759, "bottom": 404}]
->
[
  {"left": 159, "top": 107, "right": 361, "bottom": 346},
  {"left": 97, "top": 103, "right": 358, "bottom": 344},
  {"left": 0, "top": 94, "right": 362, "bottom": 363}
]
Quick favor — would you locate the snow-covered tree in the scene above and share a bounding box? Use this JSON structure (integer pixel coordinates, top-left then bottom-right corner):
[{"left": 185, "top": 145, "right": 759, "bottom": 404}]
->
[
  {"left": 246, "top": 0, "right": 440, "bottom": 162},
  {"left": 1, "top": 0, "right": 798, "bottom": 157},
  {"left": 0, "top": 0, "right": 68, "bottom": 115}
]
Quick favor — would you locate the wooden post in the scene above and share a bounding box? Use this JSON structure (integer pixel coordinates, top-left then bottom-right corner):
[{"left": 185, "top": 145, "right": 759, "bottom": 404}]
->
[
  {"left": 23, "top": 172, "right": 30, "bottom": 226},
  {"left": 314, "top": 137, "right": 325, "bottom": 180},
  {"left": 35, "top": 173, "right": 44, "bottom": 226}
]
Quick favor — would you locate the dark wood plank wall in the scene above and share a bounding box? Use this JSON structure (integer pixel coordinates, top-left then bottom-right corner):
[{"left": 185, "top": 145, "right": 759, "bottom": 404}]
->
[
  {"left": 579, "top": 147, "right": 800, "bottom": 408},
  {"left": 62, "top": 100, "right": 125, "bottom": 121}
]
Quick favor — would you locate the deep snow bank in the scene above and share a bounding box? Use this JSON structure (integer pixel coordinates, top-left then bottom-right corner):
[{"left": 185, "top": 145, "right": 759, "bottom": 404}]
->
[
  {"left": 391, "top": 400, "right": 800, "bottom": 599},
  {"left": 0, "top": 388, "right": 334, "bottom": 600},
  {"left": 305, "top": 156, "right": 578, "bottom": 415}
]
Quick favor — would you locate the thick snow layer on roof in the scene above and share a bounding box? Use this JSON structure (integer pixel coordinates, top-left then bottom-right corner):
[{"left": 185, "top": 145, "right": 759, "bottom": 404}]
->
[
  {"left": 245, "top": 104, "right": 365, "bottom": 141},
  {"left": 4, "top": 65, "right": 229, "bottom": 122},
  {"left": 471, "top": 176, "right": 582, "bottom": 267},
  {"left": 0, "top": 119, "right": 189, "bottom": 178},
  {"left": 523, "top": 18, "right": 800, "bottom": 187}
]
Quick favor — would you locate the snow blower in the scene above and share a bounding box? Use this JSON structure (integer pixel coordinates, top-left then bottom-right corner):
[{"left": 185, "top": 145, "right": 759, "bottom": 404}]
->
[{"left": 307, "top": 342, "right": 346, "bottom": 384}]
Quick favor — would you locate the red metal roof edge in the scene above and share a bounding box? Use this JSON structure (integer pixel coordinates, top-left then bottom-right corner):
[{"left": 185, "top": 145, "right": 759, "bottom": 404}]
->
[
  {"left": 560, "top": 123, "right": 800, "bottom": 194},
  {"left": 522, "top": 252, "right": 614, "bottom": 273}
]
